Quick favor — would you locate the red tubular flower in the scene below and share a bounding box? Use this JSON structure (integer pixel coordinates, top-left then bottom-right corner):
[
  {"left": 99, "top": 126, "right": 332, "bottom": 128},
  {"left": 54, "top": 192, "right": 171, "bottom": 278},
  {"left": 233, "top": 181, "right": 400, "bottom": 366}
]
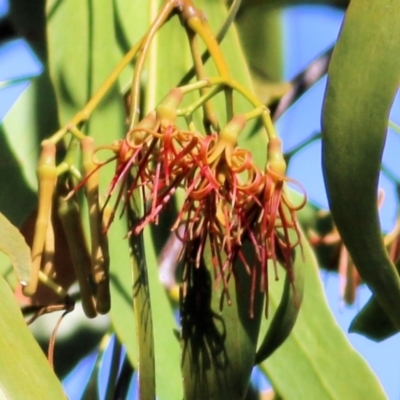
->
[
  {"left": 173, "top": 116, "right": 265, "bottom": 305},
  {"left": 241, "top": 137, "right": 306, "bottom": 315},
  {"left": 132, "top": 125, "right": 202, "bottom": 234},
  {"left": 99, "top": 110, "right": 159, "bottom": 232},
  {"left": 98, "top": 88, "right": 200, "bottom": 233},
  {"left": 98, "top": 101, "right": 305, "bottom": 317}
]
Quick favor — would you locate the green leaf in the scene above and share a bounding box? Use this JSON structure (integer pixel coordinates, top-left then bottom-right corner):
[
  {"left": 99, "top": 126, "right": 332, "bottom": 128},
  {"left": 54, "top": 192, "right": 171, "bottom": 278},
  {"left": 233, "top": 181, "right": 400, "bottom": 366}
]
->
[
  {"left": 0, "top": 212, "right": 31, "bottom": 285},
  {"left": 128, "top": 199, "right": 155, "bottom": 399},
  {"left": 236, "top": 6, "right": 283, "bottom": 82},
  {"left": 235, "top": 4, "right": 287, "bottom": 107},
  {"left": 255, "top": 229, "right": 305, "bottom": 364},
  {"left": 143, "top": 226, "right": 183, "bottom": 400},
  {"left": 349, "top": 295, "right": 397, "bottom": 341},
  {"left": 0, "top": 275, "right": 66, "bottom": 399},
  {"left": 0, "top": 73, "right": 58, "bottom": 227},
  {"left": 112, "top": 0, "right": 150, "bottom": 89},
  {"left": 349, "top": 255, "right": 400, "bottom": 341},
  {"left": 322, "top": 0, "right": 400, "bottom": 330},
  {"left": 259, "top": 231, "right": 387, "bottom": 399},
  {"left": 180, "top": 240, "right": 264, "bottom": 400},
  {"left": 9, "top": 0, "right": 48, "bottom": 61},
  {"left": 239, "top": 0, "right": 349, "bottom": 9}
]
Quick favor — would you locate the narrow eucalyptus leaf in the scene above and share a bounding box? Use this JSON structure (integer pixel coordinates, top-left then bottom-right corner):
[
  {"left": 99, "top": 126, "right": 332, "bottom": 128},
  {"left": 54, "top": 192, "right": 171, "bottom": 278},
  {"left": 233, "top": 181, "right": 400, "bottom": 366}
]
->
[
  {"left": 255, "top": 233, "right": 305, "bottom": 364},
  {"left": 0, "top": 212, "right": 31, "bottom": 285},
  {"left": 0, "top": 276, "right": 66, "bottom": 399},
  {"left": 349, "top": 295, "right": 397, "bottom": 341},
  {"left": 322, "top": 0, "right": 400, "bottom": 329},
  {"left": 180, "top": 240, "right": 264, "bottom": 400},
  {"left": 259, "top": 231, "right": 387, "bottom": 399},
  {"left": 128, "top": 200, "right": 155, "bottom": 400}
]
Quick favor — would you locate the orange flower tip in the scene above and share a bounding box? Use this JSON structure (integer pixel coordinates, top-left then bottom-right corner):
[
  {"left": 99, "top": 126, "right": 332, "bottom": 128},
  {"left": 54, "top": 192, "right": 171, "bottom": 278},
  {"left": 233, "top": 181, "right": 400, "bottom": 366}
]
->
[
  {"left": 180, "top": 3, "right": 204, "bottom": 25},
  {"left": 80, "top": 136, "right": 95, "bottom": 149},
  {"left": 156, "top": 88, "right": 184, "bottom": 126},
  {"left": 111, "top": 139, "right": 122, "bottom": 150},
  {"left": 267, "top": 137, "right": 286, "bottom": 176},
  {"left": 219, "top": 115, "right": 247, "bottom": 146},
  {"left": 39, "top": 140, "right": 56, "bottom": 167},
  {"left": 128, "top": 111, "right": 158, "bottom": 145}
]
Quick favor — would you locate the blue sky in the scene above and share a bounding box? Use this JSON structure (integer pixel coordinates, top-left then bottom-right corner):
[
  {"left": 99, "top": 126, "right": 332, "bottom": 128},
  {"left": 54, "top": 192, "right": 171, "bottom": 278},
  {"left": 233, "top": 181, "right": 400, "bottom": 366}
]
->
[{"left": 1, "top": 3, "right": 400, "bottom": 399}]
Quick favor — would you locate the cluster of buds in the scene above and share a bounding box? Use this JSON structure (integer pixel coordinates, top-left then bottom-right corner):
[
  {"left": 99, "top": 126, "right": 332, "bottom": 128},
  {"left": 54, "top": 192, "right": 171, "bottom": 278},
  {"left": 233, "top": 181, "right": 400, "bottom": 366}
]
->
[
  {"left": 96, "top": 88, "right": 305, "bottom": 316},
  {"left": 22, "top": 136, "right": 111, "bottom": 319}
]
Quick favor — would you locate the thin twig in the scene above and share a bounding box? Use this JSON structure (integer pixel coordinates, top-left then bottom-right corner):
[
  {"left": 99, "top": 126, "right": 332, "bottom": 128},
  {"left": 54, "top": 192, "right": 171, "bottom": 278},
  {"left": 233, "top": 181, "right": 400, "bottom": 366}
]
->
[{"left": 272, "top": 46, "right": 333, "bottom": 121}]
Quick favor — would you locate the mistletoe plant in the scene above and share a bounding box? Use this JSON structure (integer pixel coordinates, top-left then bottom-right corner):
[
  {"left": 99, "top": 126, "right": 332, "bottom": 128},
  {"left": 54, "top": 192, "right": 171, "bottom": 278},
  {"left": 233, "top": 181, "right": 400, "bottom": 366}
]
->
[{"left": 0, "top": 0, "right": 400, "bottom": 399}]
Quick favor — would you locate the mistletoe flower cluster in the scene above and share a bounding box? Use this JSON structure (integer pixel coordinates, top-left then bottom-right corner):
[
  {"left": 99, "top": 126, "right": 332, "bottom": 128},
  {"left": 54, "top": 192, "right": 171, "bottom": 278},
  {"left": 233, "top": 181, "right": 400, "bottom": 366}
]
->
[{"left": 99, "top": 89, "right": 305, "bottom": 315}]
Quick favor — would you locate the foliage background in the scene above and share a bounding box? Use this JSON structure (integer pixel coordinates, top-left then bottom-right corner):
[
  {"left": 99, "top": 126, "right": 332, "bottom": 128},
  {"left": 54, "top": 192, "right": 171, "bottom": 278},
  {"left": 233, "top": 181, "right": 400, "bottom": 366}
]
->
[{"left": 1, "top": 0, "right": 400, "bottom": 399}]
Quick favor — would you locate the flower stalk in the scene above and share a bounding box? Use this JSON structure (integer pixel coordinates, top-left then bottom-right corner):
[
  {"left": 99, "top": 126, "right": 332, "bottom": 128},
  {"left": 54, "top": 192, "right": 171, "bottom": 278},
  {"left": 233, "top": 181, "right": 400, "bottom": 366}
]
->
[{"left": 24, "top": 141, "right": 57, "bottom": 296}]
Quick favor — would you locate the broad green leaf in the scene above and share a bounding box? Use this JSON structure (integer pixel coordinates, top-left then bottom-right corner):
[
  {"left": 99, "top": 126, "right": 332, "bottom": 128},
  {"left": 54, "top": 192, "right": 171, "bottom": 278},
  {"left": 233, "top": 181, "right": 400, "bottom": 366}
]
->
[
  {"left": 0, "top": 73, "right": 57, "bottom": 236},
  {"left": 143, "top": 0, "right": 194, "bottom": 115},
  {"left": 259, "top": 231, "right": 387, "bottom": 399},
  {"left": 0, "top": 212, "right": 31, "bottom": 285},
  {"left": 0, "top": 275, "right": 66, "bottom": 399},
  {"left": 236, "top": 6, "right": 283, "bottom": 82},
  {"left": 0, "top": 75, "right": 58, "bottom": 287},
  {"left": 0, "top": 73, "right": 58, "bottom": 227},
  {"left": 180, "top": 240, "right": 264, "bottom": 400},
  {"left": 240, "top": 0, "right": 349, "bottom": 9},
  {"left": 349, "top": 253, "right": 400, "bottom": 341},
  {"left": 235, "top": 5, "right": 286, "bottom": 106},
  {"left": 128, "top": 198, "right": 155, "bottom": 399},
  {"left": 0, "top": 117, "right": 36, "bottom": 227},
  {"left": 46, "top": 0, "right": 136, "bottom": 366},
  {"left": 143, "top": 227, "right": 183, "bottom": 399},
  {"left": 349, "top": 295, "right": 397, "bottom": 342},
  {"left": 322, "top": 0, "right": 400, "bottom": 329},
  {"left": 9, "top": 0, "right": 47, "bottom": 61},
  {"left": 255, "top": 230, "right": 305, "bottom": 364},
  {"left": 112, "top": 0, "right": 150, "bottom": 89}
]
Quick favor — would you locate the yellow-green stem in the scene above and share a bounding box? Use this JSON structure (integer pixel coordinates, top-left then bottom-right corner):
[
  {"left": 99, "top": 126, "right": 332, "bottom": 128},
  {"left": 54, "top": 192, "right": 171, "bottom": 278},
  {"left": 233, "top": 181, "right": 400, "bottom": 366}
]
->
[
  {"left": 186, "top": 15, "right": 234, "bottom": 121},
  {"left": 177, "top": 0, "right": 242, "bottom": 86},
  {"left": 186, "top": 29, "right": 220, "bottom": 131},
  {"left": 177, "top": 84, "right": 222, "bottom": 118},
  {"left": 243, "top": 106, "right": 267, "bottom": 122},
  {"left": 81, "top": 137, "right": 109, "bottom": 285},
  {"left": 180, "top": 78, "right": 213, "bottom": 94},
  {"left": 38, "top": 271, "right": 69, "bottom": 299},
  {"left": 24, "top": 141, "right": 57, "bottom": 296},
  {"left": 177, "top": 76, "right": 276, "bottom": 138},
  {"left": 49, "top": 37, "right": 145, "bottom": 144},
  {"left": 42, "top": 209, "right": 55, "bottom": 277},
  {"left": 58, "top": 195, "right": 98, "bottom": 319},
  {"left": 129, "top": 0, "right": 178, "bottom": 128},
  {"left": 186, "top": 16, "right": 230, "bottom": 78},
  {"left": 56, "top": 136, "right": 83, "bottom": 179}
]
